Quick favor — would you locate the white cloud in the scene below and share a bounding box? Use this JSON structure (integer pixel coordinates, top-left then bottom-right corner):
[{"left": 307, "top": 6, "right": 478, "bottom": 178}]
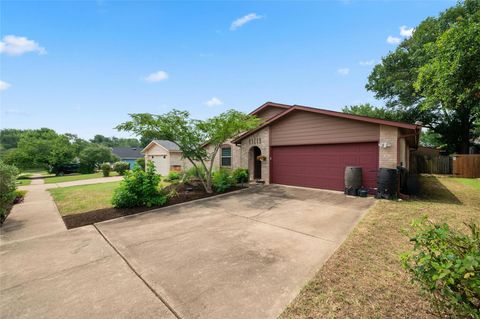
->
[
  {"left": 359, "top": 59, "right": 375, "bottom": 66},
  {"left": 337, "top": 68, "right": 350, "bottom": 76},
  {"left": 386, "top": 35, "right": 401, "bottom": 45},
  {"left": 0, "top": 80, "right": 11, "bottom": 91},
  {"left": 204, "top": 97, "right": 223, "bottom": 107},
  {"left": 230, "top": 13, "right": 263, "bottom": 31},
  {"left": 0, "top": 35, "right": 46, "bottom": 56},
  {"left": 145, "top": 70, "right": 169, "bottom": 82},
  {"left": 400, "top": 25, "right": 414, "bottom": 38}
]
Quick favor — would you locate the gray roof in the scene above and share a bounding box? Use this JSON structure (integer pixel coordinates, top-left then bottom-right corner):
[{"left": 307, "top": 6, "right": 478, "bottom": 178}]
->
[
  {"left": 154, "top": 140, "right": 181, "bottom": 151},
  {"left": 111, "top": 147, "right": 143, "bottom": 159}
]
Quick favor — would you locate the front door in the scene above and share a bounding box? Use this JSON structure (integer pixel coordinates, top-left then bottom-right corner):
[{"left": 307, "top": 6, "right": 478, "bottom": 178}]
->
[{"left": 253, "top": 147, "right": 262, "bottom": 179}]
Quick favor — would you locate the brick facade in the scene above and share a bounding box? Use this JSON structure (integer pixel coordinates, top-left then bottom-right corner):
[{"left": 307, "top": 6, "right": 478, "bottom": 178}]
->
[
  {"left": 240, "top": 127, "right": 270, "bottom": 183},
  {"left": 379, "top": 125, "right": 399, "bottom": 169}
]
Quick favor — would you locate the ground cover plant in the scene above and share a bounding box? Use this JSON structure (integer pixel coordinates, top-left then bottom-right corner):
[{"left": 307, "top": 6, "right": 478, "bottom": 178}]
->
[{"left": 401, "top": 217, "right": 479, "bottom": 318}]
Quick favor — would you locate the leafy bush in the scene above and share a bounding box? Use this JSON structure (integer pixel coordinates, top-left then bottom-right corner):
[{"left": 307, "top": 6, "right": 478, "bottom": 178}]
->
[
  {"left": 184, "top": 166, "right": 206, "bottom": 180},
  {"left": 136, "top": 157, "right": 146, "bottom": 169},
  {"left": 401, "top": 217, "right": 480, "bottom": 318},
  {"left": 232, "top": 168, "right": 249, "bottom": 185},
  {"left": 111, "top": 162, "right": 166, "bottom": 208},
  {"left": 100, "top": 163, "right": 111, "bottom": 177},
  {"left": 212, "top": 169, "right": 234, "bottom": 193},
  {"left": 167, "top": 171, "right": 181, "bottom": 181},
  {"left": 113, "top": 161, "right": 130, "bottom": 175},
  {"left": 0, "top": 160, "right": 19, "bottom": 219},
  {"left": 13, "top": 189, "right": 27, "bottom": 204}
]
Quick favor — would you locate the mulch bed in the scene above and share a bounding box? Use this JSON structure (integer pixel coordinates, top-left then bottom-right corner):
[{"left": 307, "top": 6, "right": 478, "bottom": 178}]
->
[{"left": 62, "top": 184, "right": 245, "bottom": 229}]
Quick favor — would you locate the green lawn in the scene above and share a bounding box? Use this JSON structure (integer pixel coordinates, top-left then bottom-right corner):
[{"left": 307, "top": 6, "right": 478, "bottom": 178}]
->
[
  {"left": 49, "top": 180, "right": 171, "bottom": 216},
  {"left": 453, "top": 177, "right": 480, "bottom": 190},
  {"left": 16, "top": 179, "right": 32, "bottom": 186},
  {"left": 44, "top": 172, "right": 119, "bottom": 184},
  {"left": 49, "top": 181, "right": 121, "bottom": 215},
  {"left": 280, "top": 176, "right": 480, "bottom": 319}
]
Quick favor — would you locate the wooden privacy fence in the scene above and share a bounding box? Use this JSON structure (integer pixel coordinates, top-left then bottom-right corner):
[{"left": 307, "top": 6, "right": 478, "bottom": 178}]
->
[
  {"left": 412, "top": 154, "right": 452, "bottom": 174},
  {"left": 452, "top": 154, "right": 480, "bottom": 178}
]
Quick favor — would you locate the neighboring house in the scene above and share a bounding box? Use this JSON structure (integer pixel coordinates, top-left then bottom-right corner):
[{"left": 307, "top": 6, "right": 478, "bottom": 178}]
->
[
  {"left": 111, "top": 147, "right": 143, "bottom": 168},
  {"left": 141, "top": 140, "right": 188, "bottom": 176},
  {"left": 144, "top": 102, "right": 421, "bottom": 192}
]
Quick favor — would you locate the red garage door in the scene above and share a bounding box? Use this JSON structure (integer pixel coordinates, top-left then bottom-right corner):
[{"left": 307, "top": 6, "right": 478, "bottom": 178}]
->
[{"left": 271, "top": 142, "right": 378, "bottom": 191}]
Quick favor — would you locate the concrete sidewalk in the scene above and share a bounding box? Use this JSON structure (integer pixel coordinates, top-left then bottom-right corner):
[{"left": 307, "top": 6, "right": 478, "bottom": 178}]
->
[
  {"left": 0, "top": 176, "right": 66, "bottom": 244},
  {"left": 0, "top": 175, "right": 122, "bottom": 244}
]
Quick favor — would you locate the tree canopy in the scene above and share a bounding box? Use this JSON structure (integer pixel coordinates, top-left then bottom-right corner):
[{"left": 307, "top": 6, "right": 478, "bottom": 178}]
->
[
  {"left": 116, "top": 109, "right": 260, "bottom": 192},
  {"left": 366, "top": 0, "right": 480, "bottom": 153}
]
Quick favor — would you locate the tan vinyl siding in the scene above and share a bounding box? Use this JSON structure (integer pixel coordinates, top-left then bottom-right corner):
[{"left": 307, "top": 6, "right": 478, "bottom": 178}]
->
[
  {"left": 256, "top": 107, "right": 286, "bottom": 121},
  {"left": 270, "top": 110, "right": 379, "bottom": 146}
]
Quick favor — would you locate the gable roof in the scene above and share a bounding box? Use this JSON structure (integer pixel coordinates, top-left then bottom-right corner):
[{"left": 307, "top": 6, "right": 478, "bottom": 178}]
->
[
  {"left": 233, "top": 103, "right": 421, "bottom": 144},
  {"left": 249, "top": 101, "right": 292, "bottom": 116},
  {"left": 111, "top": 147, "right": 143, "bottom": 159},
  {"left": 141, "top": 139, "right": 181, "bottom": 153}
]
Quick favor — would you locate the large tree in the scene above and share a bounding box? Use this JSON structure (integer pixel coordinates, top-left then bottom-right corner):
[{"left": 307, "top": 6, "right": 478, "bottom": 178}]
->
[
  {"left": 3, "top": 128, "right": 76, "bottom": 170},
  {"left": 366, "top": 0, "right": 480, "bottom": 154},
  {"left": 116, "top": 109, "right": 260, "bottom": 193},
  {"left": 90, "top": 134, "right": 141, "bottom": 148},
  {"left": 78, "top": 144, "right": 119, "bottom": 173}
]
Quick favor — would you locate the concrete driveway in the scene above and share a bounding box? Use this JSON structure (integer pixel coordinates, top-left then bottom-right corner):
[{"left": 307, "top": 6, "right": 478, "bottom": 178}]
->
[
  {"left": 96, "top": 185, "right": 374, "bottom": 319},
  {"left": 1, "top": 184, "right": 373, "bottom": 319}
]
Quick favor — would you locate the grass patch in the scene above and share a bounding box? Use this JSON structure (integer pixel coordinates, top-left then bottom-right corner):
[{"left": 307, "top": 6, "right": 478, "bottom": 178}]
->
[
  {"left": 49, "top": 179, "right": 171, "bottom": 216},
  {"left": 453, "top": 177, "right": 480, "bottom": 191},
  {"left": 280, "top": 176, "right": 480, "bottom": 319},
  {"left": 44, "top": 172, "right": 119, "bottom": 184},
  {"left": 49, "top": 181, "right": 121, "bottom": 216},
  {"left": 16, "top": 179, "right": 32, "bottom": 186}
]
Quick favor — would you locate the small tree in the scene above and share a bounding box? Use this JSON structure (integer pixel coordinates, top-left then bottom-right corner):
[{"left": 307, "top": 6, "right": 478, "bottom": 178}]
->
[{"left": 116, "top": 109, "right": 260, "bottom": 193}]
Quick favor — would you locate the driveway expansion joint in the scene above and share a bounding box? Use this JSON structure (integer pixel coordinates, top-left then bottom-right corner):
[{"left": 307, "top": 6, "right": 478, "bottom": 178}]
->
[
  {"left": 225, "top": 211, "right": 339, "bottom": 244},
  {"left": 92, "top": 224, "right": 182, "bottom": 319}
]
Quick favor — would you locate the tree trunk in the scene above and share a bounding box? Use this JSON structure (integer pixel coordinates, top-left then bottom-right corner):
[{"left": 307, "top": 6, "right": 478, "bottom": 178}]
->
[{"left": 458, "top": 107, "right": 471, "bottom": 154}]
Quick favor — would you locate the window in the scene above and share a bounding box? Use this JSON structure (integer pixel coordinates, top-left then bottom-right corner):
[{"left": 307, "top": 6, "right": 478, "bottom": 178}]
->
[{"left": 221, "top": 147, "right": 232, "bottom": 167}]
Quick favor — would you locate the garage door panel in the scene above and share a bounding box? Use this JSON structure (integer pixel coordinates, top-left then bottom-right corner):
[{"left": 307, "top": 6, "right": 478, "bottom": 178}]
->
[{"left": 271, "top": 143, "right": 378, "bottom": 191}]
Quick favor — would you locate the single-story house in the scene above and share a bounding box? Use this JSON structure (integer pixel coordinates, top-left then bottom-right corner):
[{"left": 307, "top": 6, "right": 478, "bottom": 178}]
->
[
  {"left": 214, "top": 102, "right": 421, "bottom": 191},
  {"left": 141, "top": 140, "right": 189, "bottom": 176},
  {"left": 111, "top": 147, "right": 143, "bottom": 168},
  {"left": 144, "top": 102, "right": 421, "bottom": 192}
]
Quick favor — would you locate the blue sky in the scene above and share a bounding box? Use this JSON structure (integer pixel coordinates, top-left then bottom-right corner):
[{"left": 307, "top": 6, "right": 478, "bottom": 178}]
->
[{"left": 1, "top": 0, "right": 454, "bottom": 139}]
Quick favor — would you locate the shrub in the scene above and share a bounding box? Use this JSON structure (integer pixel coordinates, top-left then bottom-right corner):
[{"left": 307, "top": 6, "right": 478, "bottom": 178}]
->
[
  {"left": 100, "top": 163, "right": 111, "bottom": 177},
  {"left": 401, "top": 217, "right": 480, "bottom": 318},
  {"left": 136, "top": 157, "right": 146, "bottom": 169},
  {"left": 111, "top": 162, "right": 167, "bottom": 208},
  {"left": 167, "top": 171, "right": 181, "bottom": 181},
  {"left": 232, "top": 168, "right": 249, "bottom": 185},
  {"left": 212, "top": 169, "right": 234, "bottom": 193},
  {"left": 113, "top": 161, "right": 130, "bottom": 175},
  {"left": 184, "top": 166, "right": 206, "bottom": 180},
  {"left": 13, "top": 189, "right": 27, "bottom": 204},
  {"left": 0, "top": 160, "right": 19, "bottom": 219}
]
